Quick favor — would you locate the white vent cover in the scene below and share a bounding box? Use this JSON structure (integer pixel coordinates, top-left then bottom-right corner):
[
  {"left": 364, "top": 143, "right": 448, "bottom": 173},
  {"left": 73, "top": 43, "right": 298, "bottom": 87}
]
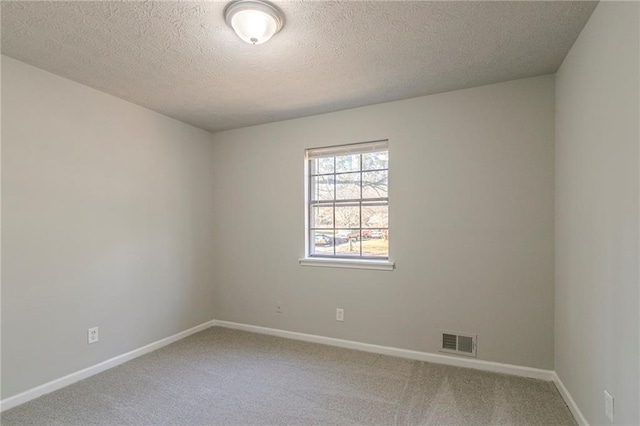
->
[{"left": 440, "top": 331, "right": 477, "bottom": 357}]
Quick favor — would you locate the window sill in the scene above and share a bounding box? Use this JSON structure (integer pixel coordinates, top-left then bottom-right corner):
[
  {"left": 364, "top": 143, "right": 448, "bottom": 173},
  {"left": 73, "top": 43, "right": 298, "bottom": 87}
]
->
[{"left": 299, "top": 257, "right": 395, "bottom": 271}]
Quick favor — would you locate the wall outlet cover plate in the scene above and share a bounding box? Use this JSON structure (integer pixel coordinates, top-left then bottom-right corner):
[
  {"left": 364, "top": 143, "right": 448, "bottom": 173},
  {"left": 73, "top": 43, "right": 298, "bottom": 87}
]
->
[
  {"left": 604, "top": 390, "right": 614, "bottom": 423},
  {"left": 88, "top": 327, "right": 99, "bottom": 344}
]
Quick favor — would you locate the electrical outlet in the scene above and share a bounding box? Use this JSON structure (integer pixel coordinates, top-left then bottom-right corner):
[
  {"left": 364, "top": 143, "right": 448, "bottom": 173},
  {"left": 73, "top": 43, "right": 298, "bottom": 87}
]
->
[
  {"left": 604, "top": 390, "right": 614, "bottom": 422},
  {"left": 276, "top": 301, "right": 283, "bottom": 313},
  {"left": 88, "top": 327, "right": 99, "bottom": 344},
  {"left": 336, "top": 308, "right": 344, "bottom": 322}
]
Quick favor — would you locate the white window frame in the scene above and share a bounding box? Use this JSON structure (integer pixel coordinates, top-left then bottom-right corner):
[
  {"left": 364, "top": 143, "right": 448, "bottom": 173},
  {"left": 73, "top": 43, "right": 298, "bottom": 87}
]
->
[{"left": 299, "top": 140, "right": 394, "bottom": 271}]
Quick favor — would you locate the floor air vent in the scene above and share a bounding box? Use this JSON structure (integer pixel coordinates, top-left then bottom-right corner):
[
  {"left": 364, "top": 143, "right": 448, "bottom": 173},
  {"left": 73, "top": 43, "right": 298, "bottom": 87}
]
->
[{"left": 440, "top": 331, "right": 477, "bottom": 357}]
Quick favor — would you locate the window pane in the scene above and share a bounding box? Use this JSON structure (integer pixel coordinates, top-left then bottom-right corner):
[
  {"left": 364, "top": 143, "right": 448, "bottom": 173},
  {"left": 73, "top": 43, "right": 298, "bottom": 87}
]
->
[
  {"left": 312, "top": 205, "right": 333, "bottom": 228},
  {"left": 312, "top": 231, "right": 334, "bottom": 255},
  {"left": 362, "top": 204, "right": 388, "bottom": 228},
  {"left": 336, "top": 236, "right": 361, "bottom": 257},
  {"left": 335, "top": 205, "right": 360, "bottom": 228},
  {"left": 362, "top": 171, "right": 388, "bottom": 199},
  {"left": 335, "top": 172, "right": 361, "bottom": 200},
  {"left": 307, "top": 143, "right": 388, "bottom": 260},
  {"left": 310, "top": 157, "right": 334, "bottom": 175},
  {"left": 361, "top": 234, "right": 388, "bottom": 257},
  {"left": 311, "top": 175, "right": 334, "bottom": 201},
  {"left": 362, "top": 151, "right": 388, "bottom": 171},
  {"left": 335, "top": 154, "right": 361, "bottom": 173}
]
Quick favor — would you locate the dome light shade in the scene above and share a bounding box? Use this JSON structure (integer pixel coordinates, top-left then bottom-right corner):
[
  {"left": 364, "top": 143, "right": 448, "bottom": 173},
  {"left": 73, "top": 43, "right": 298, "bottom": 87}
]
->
[{"left": 224, "top": 0, "right": 284, "bottom": 45}]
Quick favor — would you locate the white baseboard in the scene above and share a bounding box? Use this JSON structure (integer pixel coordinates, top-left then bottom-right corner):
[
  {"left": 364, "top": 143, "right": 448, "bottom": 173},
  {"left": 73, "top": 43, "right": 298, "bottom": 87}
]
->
[
  {"left": 0, "top": 319, "right": 217, "bottom": 412},
  {"left": 3, "top": 318, "right": 584, "bottom": 421},
  {"left": 552, "top": 372, "right": 589, "bottom": 426},
  {"left": 212, "top": 320, "right": 555, "bottom": 381}
]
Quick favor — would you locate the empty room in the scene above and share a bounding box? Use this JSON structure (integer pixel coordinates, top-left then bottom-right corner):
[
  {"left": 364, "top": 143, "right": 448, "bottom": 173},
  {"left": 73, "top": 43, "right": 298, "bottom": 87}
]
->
[{"left": 1, "top": 1, "right": 638, "bottom": 425}]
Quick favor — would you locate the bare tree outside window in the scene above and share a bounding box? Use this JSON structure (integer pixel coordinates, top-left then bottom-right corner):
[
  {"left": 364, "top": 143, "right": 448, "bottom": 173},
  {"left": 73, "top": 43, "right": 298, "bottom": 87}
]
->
[{"left": 306, "top": 141, "right": 389, "bottom": 259}]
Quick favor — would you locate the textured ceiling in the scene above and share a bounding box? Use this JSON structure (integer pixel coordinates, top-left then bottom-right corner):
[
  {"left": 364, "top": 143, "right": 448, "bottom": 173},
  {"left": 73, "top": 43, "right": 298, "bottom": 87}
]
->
[{"left": 2, "top": 1, "right": 597, "bottom": 133}]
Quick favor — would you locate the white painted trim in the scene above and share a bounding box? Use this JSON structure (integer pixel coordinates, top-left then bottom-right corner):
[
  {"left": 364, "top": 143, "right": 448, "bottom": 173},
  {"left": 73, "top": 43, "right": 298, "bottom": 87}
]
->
[
  {"left": 213, "top": 320, "right": 554, "bottom": 381},
  {"left": 2, "top": 318, "right": 580, "bottom": 420},
  {"left": 299, "top": 257, "right": 395, "bottom": 271},
  {"left": 0, "top": 320, "right": 217, "bottom": 412},
  {"left": 552, "top": 371, "right": 589, "bottom": 426}
]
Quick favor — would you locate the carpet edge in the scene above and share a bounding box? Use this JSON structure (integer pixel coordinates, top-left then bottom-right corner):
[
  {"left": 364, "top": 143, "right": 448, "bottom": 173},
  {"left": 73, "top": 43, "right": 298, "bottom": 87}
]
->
[
  {"left": 212, "top": 320, "right": 555, "bottom": 380},
  {"left": 552, "top": 371, "right": 590, "bottom": 426},
  {"left": 0, "top": 319, "right": 217, "bottom": 412}
]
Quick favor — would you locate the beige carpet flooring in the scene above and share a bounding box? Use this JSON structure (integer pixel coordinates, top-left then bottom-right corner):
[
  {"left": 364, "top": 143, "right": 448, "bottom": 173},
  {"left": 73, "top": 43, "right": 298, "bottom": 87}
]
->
[{"left": 1, "top": 327, "right": 576, "bottom": 425}]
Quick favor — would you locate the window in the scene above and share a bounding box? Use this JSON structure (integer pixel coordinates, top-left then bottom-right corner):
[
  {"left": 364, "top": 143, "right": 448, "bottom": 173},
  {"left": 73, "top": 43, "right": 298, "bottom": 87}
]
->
[{"left": 304, "top": 140, "right": 390, "bottom": 265}]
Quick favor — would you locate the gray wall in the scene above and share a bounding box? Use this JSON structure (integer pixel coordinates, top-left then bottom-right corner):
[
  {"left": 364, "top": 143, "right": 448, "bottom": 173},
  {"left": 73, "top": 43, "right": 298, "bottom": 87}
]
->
[
  {"left": 555, "top": 2, "right": 640, "bottom": 425},
  {"left": 1, "top": 56, "right": 217, "bottom": 398},
  {"left": 212, "top": 75, "right": 556, "bottom": 370}
]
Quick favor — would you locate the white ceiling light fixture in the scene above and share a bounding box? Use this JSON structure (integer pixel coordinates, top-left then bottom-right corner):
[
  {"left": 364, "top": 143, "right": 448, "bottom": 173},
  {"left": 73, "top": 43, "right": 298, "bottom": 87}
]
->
[{"left": 224, "top": 0, "right": 285, "bottom": 45}]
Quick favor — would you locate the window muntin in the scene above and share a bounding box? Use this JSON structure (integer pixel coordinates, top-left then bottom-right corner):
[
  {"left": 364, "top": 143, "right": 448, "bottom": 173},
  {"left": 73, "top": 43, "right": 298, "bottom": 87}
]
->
[{"left": 306, "top": 141, "right": 389, "bottom": 259}]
